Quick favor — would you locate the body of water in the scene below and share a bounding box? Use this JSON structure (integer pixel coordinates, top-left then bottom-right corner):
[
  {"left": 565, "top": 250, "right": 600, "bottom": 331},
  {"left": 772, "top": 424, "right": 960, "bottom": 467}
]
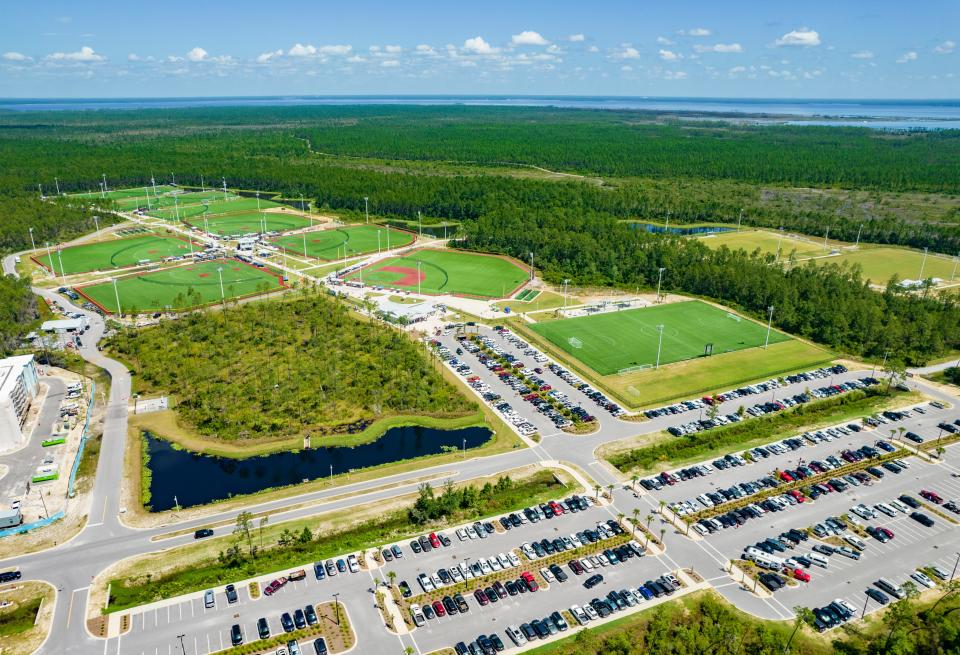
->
[
  {"left": 1, "top": 96, "right": 958, "bottom": 129},
  {"left": 144, "top": 424, "right": 492, "bottom": 511},
  {"left": 628, "top": 222, "right": 735, "bottom": 236}
]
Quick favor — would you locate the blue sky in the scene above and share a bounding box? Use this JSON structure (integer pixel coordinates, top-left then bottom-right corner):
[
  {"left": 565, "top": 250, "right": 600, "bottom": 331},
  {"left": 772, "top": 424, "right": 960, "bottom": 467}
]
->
[{"left": 0, "top": 1, "right": 956, "bottom": 98}]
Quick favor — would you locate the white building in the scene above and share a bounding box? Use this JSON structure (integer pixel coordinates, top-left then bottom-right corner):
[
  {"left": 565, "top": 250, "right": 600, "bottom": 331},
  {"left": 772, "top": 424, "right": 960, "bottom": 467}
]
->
[
  {"left": 0, "top": 355, "right": 40, "bottom": 451},
  {"left": 40, "top": 318, "right": 86, "bottom": 333}
]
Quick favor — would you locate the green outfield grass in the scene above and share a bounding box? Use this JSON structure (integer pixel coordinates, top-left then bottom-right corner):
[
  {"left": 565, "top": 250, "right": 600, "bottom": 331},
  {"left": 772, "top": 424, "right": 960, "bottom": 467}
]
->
[
  {"left": 191, "top": 212, "right": 312, "bottom": 236},
  {"left": 271, "top": 225, "right": 415, "bottom": 260},
  {"left": 347, "top": 249, "right": 529, "bottom": 298},
  {"left": 70, "top": 185, "right": 177, "bottom": 201},
  {"left": 76, "top": 259, "right": 286, "bottom": 313},
  {"left": 819, "top": 246, "right": 959, "bottom": 286},
  {"left": 695, "top": 229, "right": 827, "bottom": 259},
  {"left": 146, "top": 196, "right": 279, "bottom": 220},
  {"left": 116, "top": 189, "right": 230, "bottom": 212},
  {"left": 530, "top": 300, "right": 792, "bottom": 375},
  {"left": 33, "top": 234, "right": 196, "bottom": 275}
]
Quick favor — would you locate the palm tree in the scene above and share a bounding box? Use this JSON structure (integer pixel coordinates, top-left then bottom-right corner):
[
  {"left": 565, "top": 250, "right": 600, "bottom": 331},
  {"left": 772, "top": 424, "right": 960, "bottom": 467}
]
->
[
  {"left": 659, "top": 528, "right": 666, "bottom": 544},
  {"left": 387, "top": 570, "right": 397, "bottom": 587},
  {"left": 630, "top": 474, "right": 640, "bottom": 491},
  {"left": 593, "top": 484, "right": 602, "bottom": 502},
  {"left": 606, "top": 483, "right": 614, "bottom": 499},
  {"left": 258, "top": 515, "right": 268, "bottom": 550},
  {"left": 658, "top": 499, "right": 666, "bottom": 515},
  {"left": 616, "top": 512, "right": 625, "bottom": 531},
  {"left": 632, "top": 508, "right": 641, "bottom": 536}
]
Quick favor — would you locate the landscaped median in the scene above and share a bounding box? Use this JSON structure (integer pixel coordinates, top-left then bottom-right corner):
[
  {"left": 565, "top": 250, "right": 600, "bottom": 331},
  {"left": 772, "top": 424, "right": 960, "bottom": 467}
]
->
[
  {"left": 603, "top": 387, "right": 916, "bottom": 476},
  {"left": 212, "top": 601, "right": 354, "bottom": 655},
  {"left": 0, "top": 581, "right": 56, "bottom": 655},
  {"left": 96, "top": 466, "right": 580, "bottom": 615}
]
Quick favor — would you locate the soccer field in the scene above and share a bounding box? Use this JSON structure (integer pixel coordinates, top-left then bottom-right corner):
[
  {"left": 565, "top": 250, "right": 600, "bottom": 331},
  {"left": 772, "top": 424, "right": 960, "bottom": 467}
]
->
[
  {"left": 33, "top": 234, "right": 196, "bottom": 275},
  {"left": 696, "top": 229, "right": 826, "bottom": 259},
  {"left": 818, "top": 247, "right": 958, "bottom": 286},
  {"left": 76, "top": 259, "right": 286, "bottom": 313},
  {"left": 271, "top": 225, "right": 415, "bottom": 260},
  {"left": 70, "top": 185, "right": 177, "bottom": 202},
  {"left": 347, "top": 249, "right": 529, "bottom": 298},
  {"left": 115, "top": 190, "right": 229, "bottom": 212},
  {"left": 190, "top": 212, "right": 312, "bottom": 237},
  {"left": 529, "top": 300, "right": 792, "bottom": 375}
]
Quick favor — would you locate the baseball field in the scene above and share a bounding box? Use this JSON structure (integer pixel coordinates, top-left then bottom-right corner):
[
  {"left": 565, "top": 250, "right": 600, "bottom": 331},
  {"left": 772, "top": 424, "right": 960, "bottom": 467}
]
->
[
  {"left": 529, "top": 300, "right": 792, "bottom": 375},
  {"left": 76, "top": 259, "right": 286, "bottom": 313},
  {"left": 33, "top": 234, "right": 196, "bottom": 275},
  {"left": 188, "top": 212, "right": 313, "bottom": 237},
  {"left": 271, "top": 225, "right": 415, "bottom": 260},
  {"left": 347, "top": 249, "right": 529, "bottom": 298},
  {"left": 146, "top": 196, "right": 279, "bottom": 221}
]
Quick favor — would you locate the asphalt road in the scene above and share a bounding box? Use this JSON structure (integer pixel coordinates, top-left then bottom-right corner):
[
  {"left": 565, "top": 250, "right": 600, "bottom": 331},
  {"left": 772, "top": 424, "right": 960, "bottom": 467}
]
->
[{"left": 3, "top": 250, "right": 959, "bottom": 655}]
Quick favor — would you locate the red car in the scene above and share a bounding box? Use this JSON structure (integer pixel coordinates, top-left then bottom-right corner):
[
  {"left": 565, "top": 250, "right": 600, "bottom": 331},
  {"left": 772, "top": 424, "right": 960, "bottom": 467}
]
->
[
  {"left": 788, "top": 490, "right": 806, "bottom": 503},
  {"left": 879, "top": 527, "right": 895, "bottom": 540},
  {"left": 779, "top": 471, "right": 794, "bottom": 482},
  {"left": 432, "top": 600, "right": 446, "bottom": 617},
  {"left": 474, "top": 589, "right": 489, "bottom": 606},
  {"left": 548, "top": 501, "right": 564, "bottom": 515},
  {"left": 263, "top": 576, "right": 288, "bottom": 596},
  {"left": 920, "top": 490, "right": 944, "bottom": 504},
  {"left": 791, "top": 568, "right": 811, "bottom": 583},
  {"left": 429, "top": 532, "right": 441, "bottom": 548},
  {"left": 520, "top": 571, "right": 539, "bottom": 592}
]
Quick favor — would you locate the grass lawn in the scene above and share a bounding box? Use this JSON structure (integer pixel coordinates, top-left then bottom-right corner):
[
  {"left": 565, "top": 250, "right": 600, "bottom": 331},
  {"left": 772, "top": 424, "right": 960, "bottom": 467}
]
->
[
  {"left": 76, "top": 259, "right": 286, "bottom": 313},
  {"left": 146, "top": 196, "right": 278, "bottom": 220},
  {"left": 70, "top": 185, "right": 176, "bottom": 201},
  {"left": 493, "top": 290, "right": 578, "bottom": 313},
  {"left": 695, "top": 229, "right": 827, "bottom": 259},
  {"left": 33, "top": 234, "right": 196, "bottom": 275},
  {"left": 116, "top": 189, "right": 228, "bottom": 212},
  {"left": 190, "top": 211, "right": 312, "bottom": 236},
  {"left": 819, "top": 246, "right": 959, "bottom": 286},
  {"left": 530, "top": 300, "right": 792, "bottom": 375},
  {"left": 271, "top": 225, "right": 415, "bottom": 260},
  {"left": 348, "top": 249, "right": 529, "bottom": 299}
]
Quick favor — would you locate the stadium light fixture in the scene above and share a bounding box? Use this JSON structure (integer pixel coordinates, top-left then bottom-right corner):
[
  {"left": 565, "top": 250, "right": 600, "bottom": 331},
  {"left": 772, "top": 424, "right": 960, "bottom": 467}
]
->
[
  {"left": 28, "top": 227, "right": 35, "bottom": 252},
  {"left": 54, "top": 177, "right": 60, "bottom": 196},
  {"left": 655, "top": 324, "right": 665, "bottom": 370},
  {"left": 855, "top": 223, "right": 863, "bottom": 248},
  {"left": 364, "top": 196, "right": 369, "bottom": 224},
  {"left": 918, "top": 247, "right": 929, "bottom": 280},
  {"left": 764, "top": 305, "right": 775, "bottom": 349},
  {"left": 151, "top": 175, "right": 157, "bottom": 197},
  {"left": 112, "top": 278, "right": 122, "bottom": 317},
  {"left": 94, "top": 216, "right": 101, "bottom": 241},
  {"left": 418, "top": 210, "right": 422, "bottom": 236},
  {"left": 222, "top": 177, "right": 228, "bottom": 201},
  {"left": 562, "top": 279, "right": 570, "bottom": 311},
  {"left": 823, "top": 226, "right": 830, "bottom": 251},
  {"left": 417, "top": 260, "right": 422, "bottom": 296},
  {"left": 377, "top": 230, "right": 381, "bottom": 254},
  {"left": 656, "top": 267, "right": 666, "bottom": 303},
  {"left": 200, "top": 174, "right": 205, "bottom": 193},
  {"left": 102, "top": 173, "right": 108, "bottom": 192},
  {"left": 217, "top": 267, "right": 225, "bottom": 302}
]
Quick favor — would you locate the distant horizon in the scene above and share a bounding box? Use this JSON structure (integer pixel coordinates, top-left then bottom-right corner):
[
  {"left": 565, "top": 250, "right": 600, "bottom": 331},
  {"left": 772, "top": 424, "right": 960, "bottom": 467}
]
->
[{"left": 2, "top": 94, "right": 959, "bottom": 102}]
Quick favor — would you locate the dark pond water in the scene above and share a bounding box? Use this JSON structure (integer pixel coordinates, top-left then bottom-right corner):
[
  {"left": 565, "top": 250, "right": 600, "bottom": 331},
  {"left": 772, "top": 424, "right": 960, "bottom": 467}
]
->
[
  {"left": 628, "top": 222, "right": 735, "bottom": 236},
  {"left": 145, "top": 425, "right": 492, "bottom": 511}
]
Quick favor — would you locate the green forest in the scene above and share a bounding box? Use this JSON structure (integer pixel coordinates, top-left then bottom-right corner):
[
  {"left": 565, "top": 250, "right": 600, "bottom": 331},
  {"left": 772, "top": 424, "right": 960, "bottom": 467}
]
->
[{"left": 106, "top": 290, "right": 476, "bottom": 442}]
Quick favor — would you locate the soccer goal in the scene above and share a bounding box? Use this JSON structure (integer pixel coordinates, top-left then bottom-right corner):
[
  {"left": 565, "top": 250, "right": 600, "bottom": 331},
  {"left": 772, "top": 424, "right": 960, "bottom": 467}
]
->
[
  {"left": 568, "top": 336, "right": 583, "bottom": 349},
  {"left": 618, "top": 364, "right": 652, "bottom": 375}
]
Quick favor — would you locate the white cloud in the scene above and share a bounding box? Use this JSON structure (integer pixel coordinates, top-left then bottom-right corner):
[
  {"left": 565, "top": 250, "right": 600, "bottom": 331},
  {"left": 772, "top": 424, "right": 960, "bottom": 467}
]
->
[
  {"left": 381, "top": 59, "right": 400, "bottom": 67},
  {"left": 186, "top": 46, "right": 208, "bottom": 62},
  {"left": 728, "top": 65, "right": 747, "bottom": 75},
  {"left": 620, "top": 65, "right": 633, "bottom": 71},
  {"left": 318, "top": 44, "right": 352, "bottom": 55},
  {"left": 659, "top": 49, "right": 681, "bottom": 61},
  {"left": 2, "top": 51, "right": 31, "bottom": 62},
  {"left": 897, "top": 51, "right": 918, "bottom": 63},
  {"left": 588, "top": 45, "right": 599, "bottom": 53},
  {"left": 346, "top": 55, "right": 366, "bottom": 64},
  {"left": 127, "top": 53, "right": 140, "bottom": 62},
  {"left": 512, "top": 30, "right": 549, "bottom": 46},
  {"left": 774, "top": 29, "right": 821, "bottom": 47},
  {"left": 694, "top": 43, "right": 743, "bottom": 53},
  {"left": 618, "top": 46, "right": 640, "bottom": 59},
  {"left": 415, "top": 44, "right": 436, "bottom": 55},
  {"left": 934, "top": 40, "right": 955, "bottom": 55},
  {"left": 256, "top": 49, "right": 283, "bottom": 63},
  {"left": 664, "top": 70, "right": 688, "bottom": 80},
  {"left": 46, "top": 46, "right": 104, "bottom": 62},
  {"left": 656, "top": 36, "right": 674, "bottom": 46},
  {"left": 683, "top": 28, "right": 711, "bottom": 37},
  {"left": 851, "top": 50, "right": 874, "bottom": 59},
  {"left": 463, "top": 36, "right": 497, "bottom": 54},
  {"left": 568, "top": 34, "right": 585, "bottom": 42},
  {"left": 384, "top": 45, "right": 403, "bottom": 54},
  {"left": 288, "top": 43, "right": 316, "bottom": 57}
]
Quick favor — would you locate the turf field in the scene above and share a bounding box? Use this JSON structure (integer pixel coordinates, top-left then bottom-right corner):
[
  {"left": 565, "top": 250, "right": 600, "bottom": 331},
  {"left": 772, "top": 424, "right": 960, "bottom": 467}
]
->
[
  {"left": 146, "top": 197, "right": 279, "bottom": 220},
  {"left": 191, "top": 212, "right": 312, "bottom": 237},
  {"left": 70, "top": 185, "right": 177, "bottom": 201},
  {"left": 271, "top": 225, "right": 415, "bottom": 260},
  {"left": 76, "top": 260, "right": 286, "bottom": 314},
  {"left": 818, "top": 247, "right": 958, "bottom": 286},
  {"left": 695, "top": 229, "right": 826, "bottom": 259},
  {"left": 116, "top": 190, "right": 230, "bottom": 212},
  {"left": 529, "top": 300, "right": 792, "bottom": 375},
  {"left": 32, "top": 234, "right": 196, "bottom": 275},
  {"left": 347, "top": 249, "right": 529, "bottom": 298}
]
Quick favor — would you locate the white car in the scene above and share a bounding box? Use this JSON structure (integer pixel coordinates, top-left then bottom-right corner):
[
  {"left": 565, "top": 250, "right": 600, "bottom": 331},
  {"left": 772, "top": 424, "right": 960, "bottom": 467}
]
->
[
  {"left": 911, "top": 570, "right": 936, "bottom": 589},
  {"left": 583, "top": 603, "right": 599, "bottom": 621},
  {"left": 450, "top": 567, "right": 465, "bottom": 584},
  {"left": 507, "top": 551, "right": 521, "bottom": 567},
  {"left": 521, "top": 542, "right": 536, "bottom": 559},
  {"left": 489, "top": 557, "right": 502, "bottom": 572},
  {"left": 478, "top": 558, "right": 493, "bottom": 575},
  {"left": 569, "top": 605, "right": 590, "bottom": 625},
  {"left": 347, "top": 554, "right": 360, "bottom": 573},
  {"left": 417, "top": 574, "right": 434, "bottom": 592},
  {"left": 497, "top": 553, "right": 511, "bottom": 569},
  {"left": 540, "top": 568, "right": 555, "bottom": 583},
  {"left": 456, "top": 528, "right": 468, "bottom": 541},
  {"left": 506, "top": 624, "right": 527, "bottom": 646},
  {"left": 465, "top": 525, "right": 478, "bottom": 539}
]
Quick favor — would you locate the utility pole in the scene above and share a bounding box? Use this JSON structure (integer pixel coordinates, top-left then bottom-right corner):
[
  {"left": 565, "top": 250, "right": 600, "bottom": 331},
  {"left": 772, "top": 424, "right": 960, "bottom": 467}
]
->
[
  {"left": 655, "top": 324, "right": 665, "bottom": 370},
  {"left": 94, "top": 216, "right": 101, "bottom": 241},
  {"left": 563, "top": 279, "right": 570, "bottom": 312},
  {"left": 764, "top": 305, "right": 774, "bottom": 349},
  {"left": 855, "top": 223, "right": 863, "bottom": 248},
  {"left": 333, "top": 593, "right": 341, "bottom": 625},
  {"left": 54, "top": 177, "right": 60, "bottom": 195},
  {"left": 364, "top": 196, "right": 369, "bottom": 224},
  {"left": 112, "top": 278, "right": 122, "bottom": 317},
  {"left": 656, "top": 267, "right": 666, "bottom": 303},
  {"left": 919, "top": 247, "right": 929, "bottom": 280},
  {"left": 28, "top": 227, "right": 35, "bottom": 252}
]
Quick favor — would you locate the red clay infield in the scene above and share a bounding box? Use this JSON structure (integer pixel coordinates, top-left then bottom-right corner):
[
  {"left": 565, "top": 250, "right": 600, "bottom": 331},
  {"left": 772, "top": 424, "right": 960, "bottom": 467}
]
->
[
  {"left": 379, "top": 265, "right": 424, "bottom": 286},
  {"left": 197, "top": 273, "right": 210, "bottom": 278}
]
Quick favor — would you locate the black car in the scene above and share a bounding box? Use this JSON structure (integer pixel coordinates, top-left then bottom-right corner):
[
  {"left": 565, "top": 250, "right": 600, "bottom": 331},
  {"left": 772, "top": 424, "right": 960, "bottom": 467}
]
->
[
  {"left": 313, "top": 637, "right": 328, "bottom": 655},
  {"left": 305, "top": 604, "right": 318, "bottom": 626},
  {"left": 281, "top": 612, "right": 295, "bottom": 633},
  {"left": 194, "top": 528, "right": 214, "bottom": 539},
  {"left": 0, "top": 571, "right": 22, "bottom": 583},
  {"left": 584, "top": 574, "right": 604, "bottom": 589},
  {"left": 454, "top": 593, "right": 470, "bottom": 613},
  {"left": 294, "top": 609, "right": 307, "bottom": 629},
  {"left": 866, "top": 588, "right": 890, "bottom": 605},
  {"left": 911, "top": 511, "right": 935, "bottom": 527},
  {"left": 532, "top": 619, "right": 550, "bottom": 639},
  {"left": 398, "top": 581, "right": 412, "bottom": 598},
  {"left": 313, "top": 562, "right": 326, "bottom": 580},
  {"left": 230, "top": 624, "right": 243, "bottom": 646},
  {"left": 410, "top": 540, "right": 422, "bottom": 554},
  {"left": 900, "top": 495, "right": 922, "bottom": 509},
  {"left": 257, "top": 617, "right": 270, "bottom": 639}
]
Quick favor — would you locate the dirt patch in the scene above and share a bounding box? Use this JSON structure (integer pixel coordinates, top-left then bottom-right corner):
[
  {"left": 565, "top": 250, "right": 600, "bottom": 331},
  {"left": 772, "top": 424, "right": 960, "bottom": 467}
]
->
[{"left": 378, "top": 265, "right": 425, "bottom": 287}]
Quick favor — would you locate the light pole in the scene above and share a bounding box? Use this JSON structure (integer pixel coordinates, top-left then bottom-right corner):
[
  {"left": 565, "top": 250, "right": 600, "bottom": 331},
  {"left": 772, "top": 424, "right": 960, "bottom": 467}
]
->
[
  {"left": 377, "top": 230, "right": 381, "bottom": 254},
  {"left": 823, "top": 226, "right": 830, "bottom": 251},
  {"left": 855, "top": 223, "right": 863, "bottom": 248},
  {"left": 102, "top": 173, "right": 107, "bottom": 192},
  {"left": 919, "top": 247, "right": 929, "bottom": 280},
  {"left": 112, "top": 278, "right": 122, "bottom": 317},
  {"left": 655, "top": 324, "right": 665, "bottom": 370},
  {"left": 563, "top": 279, "right": 570, "bottom": 312},
  {"left": 256, "top": 191, "right": 263, "bottom": 234},
  {"left": 417, "top": 260, "right": 422, "bottom": 296},
  {"left": 333, "top": 593, "right": 341, "bottom": 625},
  {"left": 418, "top": 210, "right": 422, "bottom": 237},
  {"left": 28, "top": 227, "right": 35, "bottom": 252},
  {"left": 764, "top": 305, "right": 774, "bottom": 349},
  {"left": 952, "top": 254, "right": 959, "bottom": 280},
  {"left": 302, "top": 232, "right": 308, "bottom": 258},
  {"left": 951, "top": 552, "right": 960, "bottom": 580},
  {"left": 217, "top": 267, "right": 225, "bottom": 304},
  {"left": 664, "top": 210, "right": 670, "bottom": 232},
  {"left": 775, "top": 227, "right": 784, "bottom": 262},
  {"left": 45, "top": 242, "right": 54, "bottom": 277},
  {"left": 737, "top": 209, "right": 742, "bottom": 232},
  {"left": 94, "top": 215, "right": 101, "bottom": 241},
  {"left": 56, "top": 247, "right": 65, "bottom": 279},
  {"left": 364, "top": 196, "right": 369, "bottom": 224},
  {"left": 872, "top": 351, "right": 889, "bottom": 377},
  {"left": 529, "top": 251, "right": 535, "bottom": 281},
  {"left": 177, "top": 633, "right": 187, "bottom": 654},
  {"left": 54, "top": 177, "right": 60, "bottom": 195},
  {"left": 656, "top": 267, "right": 666, "bottom": 303}
]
